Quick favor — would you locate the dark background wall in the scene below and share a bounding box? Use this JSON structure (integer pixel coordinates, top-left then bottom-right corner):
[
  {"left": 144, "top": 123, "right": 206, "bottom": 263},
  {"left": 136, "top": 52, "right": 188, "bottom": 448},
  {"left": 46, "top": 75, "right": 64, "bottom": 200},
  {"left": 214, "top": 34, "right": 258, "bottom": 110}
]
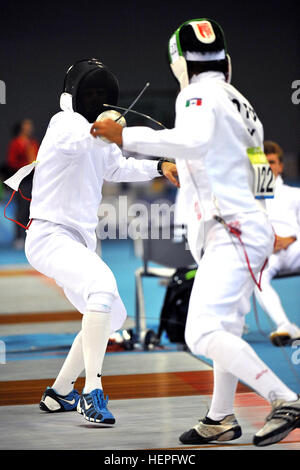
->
[{"left": 0, "top": 0, "right": 299, "bottom": 178}]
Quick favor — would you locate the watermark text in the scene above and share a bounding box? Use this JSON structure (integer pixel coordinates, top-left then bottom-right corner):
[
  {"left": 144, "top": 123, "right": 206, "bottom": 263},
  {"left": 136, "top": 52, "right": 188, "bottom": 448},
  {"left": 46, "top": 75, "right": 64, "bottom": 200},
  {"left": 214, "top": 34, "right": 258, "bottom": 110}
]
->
[
  {"left": 291, "top": 340, "right": 300, "bottom": 365},
  {"left": 291, "top": 80, "right": 300, "bottom": 104},
  {"left": 0, "top": 340, "right": 6, "bottom": 364},
  {"left": 0, "top": 80, "right": 6, "bottom": 104}
]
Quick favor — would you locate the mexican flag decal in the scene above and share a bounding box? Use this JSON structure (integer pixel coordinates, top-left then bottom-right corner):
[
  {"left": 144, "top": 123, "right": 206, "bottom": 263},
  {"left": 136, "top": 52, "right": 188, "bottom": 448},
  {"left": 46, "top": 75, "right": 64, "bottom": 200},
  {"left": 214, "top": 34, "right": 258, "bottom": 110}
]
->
[{"left": 186, "top": 98, "right": 202, "bottom": 107}]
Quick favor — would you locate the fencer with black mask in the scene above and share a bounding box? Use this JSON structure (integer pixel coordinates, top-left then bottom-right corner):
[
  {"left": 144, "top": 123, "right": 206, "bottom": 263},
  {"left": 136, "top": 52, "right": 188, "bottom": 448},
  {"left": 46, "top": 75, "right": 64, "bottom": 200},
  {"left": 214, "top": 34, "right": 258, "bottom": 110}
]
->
[
  {"left": 91, "top": 20, "right": 300, "bottom": 447},
  {"left": 24, "top": 58, "right": 178, "bottom": 424}
]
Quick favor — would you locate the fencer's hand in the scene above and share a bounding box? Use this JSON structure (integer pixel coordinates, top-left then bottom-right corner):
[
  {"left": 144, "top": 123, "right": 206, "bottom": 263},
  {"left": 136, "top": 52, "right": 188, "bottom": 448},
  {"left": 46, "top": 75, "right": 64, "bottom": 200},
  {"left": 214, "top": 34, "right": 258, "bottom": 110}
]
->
[
  {"left": 273, "top": 235, "right": 296, "bottom": 253},
  {"left": 161, "top": 162, "right": 180, "bottom": 188},
  {"left": 90, "top": 119, "right": 123, "bottom": 146}
]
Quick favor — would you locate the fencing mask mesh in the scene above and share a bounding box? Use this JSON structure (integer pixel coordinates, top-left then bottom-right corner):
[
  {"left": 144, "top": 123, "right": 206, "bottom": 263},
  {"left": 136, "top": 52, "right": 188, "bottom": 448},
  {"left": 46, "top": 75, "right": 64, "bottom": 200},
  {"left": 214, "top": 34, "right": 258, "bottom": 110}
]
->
[{"left": 62, "top": 59, "right": 119, "bottom": 122}]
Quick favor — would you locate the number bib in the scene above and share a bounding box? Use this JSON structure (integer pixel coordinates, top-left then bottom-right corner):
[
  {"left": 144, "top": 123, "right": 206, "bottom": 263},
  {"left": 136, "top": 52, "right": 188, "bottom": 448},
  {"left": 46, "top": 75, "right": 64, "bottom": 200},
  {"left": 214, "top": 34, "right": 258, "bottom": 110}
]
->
[{"left": 247, "top": 147, "right": 275, "bottom": 199}]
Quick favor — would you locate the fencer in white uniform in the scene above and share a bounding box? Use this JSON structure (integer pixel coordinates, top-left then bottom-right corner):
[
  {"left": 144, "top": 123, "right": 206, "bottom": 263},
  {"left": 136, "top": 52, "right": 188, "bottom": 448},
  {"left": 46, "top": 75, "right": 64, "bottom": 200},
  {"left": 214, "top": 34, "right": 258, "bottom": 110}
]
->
[
  {"left": 22, "top": 58, "right": 178, "bottom": 424},
  {"left": 91, "top": 20, "right": 300, "bottom": 447},
  {"left": 254, "top": 142, "right": 300, "bottom": 345}
]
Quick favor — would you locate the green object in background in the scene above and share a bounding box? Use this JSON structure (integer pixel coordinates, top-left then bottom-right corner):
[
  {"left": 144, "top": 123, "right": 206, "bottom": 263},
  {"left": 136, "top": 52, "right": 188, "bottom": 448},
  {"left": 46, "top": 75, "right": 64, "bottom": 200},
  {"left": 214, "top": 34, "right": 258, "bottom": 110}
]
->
[{"left": 185, "top": 269, "right": 197, "bottom": 280}]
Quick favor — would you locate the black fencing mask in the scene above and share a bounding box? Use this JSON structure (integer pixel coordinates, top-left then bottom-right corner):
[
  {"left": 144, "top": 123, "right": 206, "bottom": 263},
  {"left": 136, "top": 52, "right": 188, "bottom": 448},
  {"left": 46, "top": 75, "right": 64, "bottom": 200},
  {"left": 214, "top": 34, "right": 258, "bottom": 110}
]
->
[{"left": 62, "top": 59, "right": 119, "bottom": 122}]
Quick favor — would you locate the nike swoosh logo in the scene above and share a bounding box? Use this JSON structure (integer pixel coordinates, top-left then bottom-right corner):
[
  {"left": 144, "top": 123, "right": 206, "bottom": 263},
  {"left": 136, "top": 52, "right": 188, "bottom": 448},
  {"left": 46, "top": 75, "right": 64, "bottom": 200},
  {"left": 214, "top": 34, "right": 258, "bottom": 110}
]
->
[
  {"left": 83, "top": 398, "right": 93, "bottom": 410},
  {"left": 59, "top": 397, "right": 76, "bottom": 405}
]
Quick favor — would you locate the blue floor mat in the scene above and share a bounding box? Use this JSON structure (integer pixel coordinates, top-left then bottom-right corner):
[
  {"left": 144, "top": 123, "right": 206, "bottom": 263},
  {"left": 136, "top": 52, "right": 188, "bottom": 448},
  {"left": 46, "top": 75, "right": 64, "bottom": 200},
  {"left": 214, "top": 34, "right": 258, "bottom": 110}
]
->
[
  {"left": 1, "top": 333, "right": 76, "bottom": 354},
  {"left": 0, "top": 247, "right": 28, "bottom": 265}
]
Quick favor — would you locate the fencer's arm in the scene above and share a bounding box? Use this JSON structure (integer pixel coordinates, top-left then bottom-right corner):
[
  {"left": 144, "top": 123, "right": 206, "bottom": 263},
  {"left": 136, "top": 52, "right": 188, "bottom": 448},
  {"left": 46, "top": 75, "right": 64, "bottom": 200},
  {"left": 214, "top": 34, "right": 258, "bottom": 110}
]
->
[
  {"left": 123, "top": 124, "right": 215, "bottom": 160},
  {"left": 90, "top": 99, "right": 215, "bottom": 160},
  {"left": 103, "top": 144, "right": 178, "bottom": 185}
]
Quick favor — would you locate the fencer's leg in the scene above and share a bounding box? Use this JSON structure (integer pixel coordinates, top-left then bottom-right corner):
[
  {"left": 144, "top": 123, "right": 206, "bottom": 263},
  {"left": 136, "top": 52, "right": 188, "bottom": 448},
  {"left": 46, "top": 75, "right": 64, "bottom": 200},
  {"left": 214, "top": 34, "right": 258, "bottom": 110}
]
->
[
  {"left": 81, "top": 293, "right": 113, "bottom": 393},
  {"left": 194, "top": 330, "right": 297, "bottom": 403},
  {"left": 184, "top": 219, "right": 296, "bottom": 404},
  {"left": 207, "top": 301, "right": 248, "bottom": 422},
  {"left": 207, "top": 362, "right": 239, "bottom": 421},
  {"left": 78, "top": 292, "right": 116, "bottom": 424},
  {"left": 52, "top": 331, "right": 84, "bottom": 395},
  {"left": 39, "top": 331, "right": 84, "bottom": 412}
]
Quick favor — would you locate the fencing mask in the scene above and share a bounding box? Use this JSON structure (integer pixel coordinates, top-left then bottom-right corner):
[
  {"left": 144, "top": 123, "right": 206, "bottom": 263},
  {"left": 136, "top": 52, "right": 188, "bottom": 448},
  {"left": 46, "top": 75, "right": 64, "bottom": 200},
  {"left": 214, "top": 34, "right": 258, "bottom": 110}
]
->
[
  {"left": 168, "top": 19, "right": 231, "bottom": 90},
  {"left": 60, "top": 58, "right": 119, "bottom": 122}
]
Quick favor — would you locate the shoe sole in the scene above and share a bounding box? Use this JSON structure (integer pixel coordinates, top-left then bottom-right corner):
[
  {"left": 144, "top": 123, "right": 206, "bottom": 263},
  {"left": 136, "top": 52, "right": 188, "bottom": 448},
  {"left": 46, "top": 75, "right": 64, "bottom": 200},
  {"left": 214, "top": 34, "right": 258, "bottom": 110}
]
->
[
  {"left": 180, "top": 426, "right": 242, "bottom": 444},
  {"left": 40, "top": 401, "right": 62, "bottom": 413},
  {"left": 253, "top": 418, "right": 300, "bottom": 447},
  {"left": 39, "top": 400, "right": 77, "bottom": 413},
  {"left": 77, "top": 403, "right": 115, "bottom": 425},
  {"left": 217, "top": 427, "right": 242, "bottom": 442}
]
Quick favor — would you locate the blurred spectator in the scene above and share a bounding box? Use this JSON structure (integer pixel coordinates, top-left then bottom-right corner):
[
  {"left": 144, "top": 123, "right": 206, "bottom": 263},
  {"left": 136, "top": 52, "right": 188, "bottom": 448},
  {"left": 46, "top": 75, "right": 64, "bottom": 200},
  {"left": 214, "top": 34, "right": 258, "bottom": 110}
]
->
[
  {"left": 254, "top": 140, "right": 300, "bottom": 346},
  {"left": 5, "top": 118, "right": 39, "bottom": 249}
]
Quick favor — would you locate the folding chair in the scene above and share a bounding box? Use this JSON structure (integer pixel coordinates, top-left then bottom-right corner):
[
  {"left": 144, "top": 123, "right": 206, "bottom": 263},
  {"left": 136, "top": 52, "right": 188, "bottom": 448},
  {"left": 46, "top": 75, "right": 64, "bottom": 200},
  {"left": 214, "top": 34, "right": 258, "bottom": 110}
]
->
[{"left": 134, "top": 225, "right": 196, "bottom": 345}]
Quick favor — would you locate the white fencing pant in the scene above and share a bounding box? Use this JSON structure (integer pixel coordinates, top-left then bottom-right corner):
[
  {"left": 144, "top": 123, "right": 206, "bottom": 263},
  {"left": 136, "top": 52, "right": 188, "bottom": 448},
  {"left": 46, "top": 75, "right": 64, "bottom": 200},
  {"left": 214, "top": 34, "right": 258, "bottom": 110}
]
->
[
  {"left": 185, "top": 211, "right": 274, "bottom": 354},
  {"left": 185, "top": 213, "right": 299, "bottom": 405},
  {"left": 254, "top": 239, "right": 300, "bottom": 327},
  {"left": 25, "top": 219, "right": 127, "bottom": 333}
]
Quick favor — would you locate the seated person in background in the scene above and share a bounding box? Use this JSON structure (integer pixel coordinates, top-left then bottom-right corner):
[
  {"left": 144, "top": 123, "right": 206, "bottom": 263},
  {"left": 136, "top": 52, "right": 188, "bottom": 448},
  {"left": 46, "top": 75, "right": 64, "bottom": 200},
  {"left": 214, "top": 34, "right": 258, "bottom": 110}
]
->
[
  {"left": 254, "top": 140, "right": 300, "bottom": 346},
  {"left": 5, "top": 118, "right": 39, "bottom": 249}
]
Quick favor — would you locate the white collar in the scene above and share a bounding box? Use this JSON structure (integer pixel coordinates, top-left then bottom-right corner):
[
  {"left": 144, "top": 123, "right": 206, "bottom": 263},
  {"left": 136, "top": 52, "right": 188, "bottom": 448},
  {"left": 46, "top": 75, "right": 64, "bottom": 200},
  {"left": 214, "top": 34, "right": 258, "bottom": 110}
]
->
[{"left": 190, "top": 71, "right": 226, "bottom": 84}]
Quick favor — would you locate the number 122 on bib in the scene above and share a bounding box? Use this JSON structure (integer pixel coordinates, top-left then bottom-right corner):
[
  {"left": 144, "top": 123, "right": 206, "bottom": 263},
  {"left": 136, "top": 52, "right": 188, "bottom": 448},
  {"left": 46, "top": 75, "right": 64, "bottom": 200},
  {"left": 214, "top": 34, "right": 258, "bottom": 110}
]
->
[{"left": 247, "top": 147, "right": 275, "bottom": 199}]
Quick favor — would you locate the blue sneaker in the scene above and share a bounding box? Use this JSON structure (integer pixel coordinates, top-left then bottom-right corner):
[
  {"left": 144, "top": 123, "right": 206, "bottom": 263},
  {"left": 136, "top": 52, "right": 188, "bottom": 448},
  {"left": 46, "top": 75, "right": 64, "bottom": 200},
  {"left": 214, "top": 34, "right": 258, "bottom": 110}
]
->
[
  {"left": 39, "top": 387, "right": 80, "bottom": 412},
  {"left": 77, "top": 388, "right": 115, "bottom": 424}
]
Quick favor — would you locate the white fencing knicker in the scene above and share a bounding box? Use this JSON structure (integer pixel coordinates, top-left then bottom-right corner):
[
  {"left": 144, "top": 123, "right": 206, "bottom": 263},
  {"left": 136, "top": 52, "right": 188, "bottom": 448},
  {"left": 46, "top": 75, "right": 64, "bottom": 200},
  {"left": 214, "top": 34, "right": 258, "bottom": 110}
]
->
[
  {"left": 184, "top": 210, "right": 275, "bottom": 356},
  {"left": 25, "top": 219, "right": 127, "bottom": 333}
]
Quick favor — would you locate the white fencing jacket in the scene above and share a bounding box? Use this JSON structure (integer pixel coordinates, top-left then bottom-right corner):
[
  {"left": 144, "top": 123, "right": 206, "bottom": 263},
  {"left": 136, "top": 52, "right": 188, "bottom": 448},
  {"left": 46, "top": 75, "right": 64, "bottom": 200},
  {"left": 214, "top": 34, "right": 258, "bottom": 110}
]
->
[
  {"left": 29, "top": 111, "right": 160, "bottom": 250},
  {"left": 266, "top": 175, "right": 300, "bottom": 238},
  {"left": 123, "top": 71, "right": 269, "bottom": 257}
]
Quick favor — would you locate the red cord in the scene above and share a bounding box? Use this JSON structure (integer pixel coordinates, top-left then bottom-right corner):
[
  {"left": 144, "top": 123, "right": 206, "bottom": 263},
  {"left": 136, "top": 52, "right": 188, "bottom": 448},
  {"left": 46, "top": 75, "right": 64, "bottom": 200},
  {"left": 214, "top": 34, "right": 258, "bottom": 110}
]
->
[
  {"left": 214, "top": 216, "right": 268, "bottom": 292},
  {"left": 230, "top": 227, "right": 267, "bottom": 292},
  {"left": 18, "top": 188, "right": 31, "bottom": 202},
  {"left": 3, "top": 189, "right": 32, "bottom": 230}
]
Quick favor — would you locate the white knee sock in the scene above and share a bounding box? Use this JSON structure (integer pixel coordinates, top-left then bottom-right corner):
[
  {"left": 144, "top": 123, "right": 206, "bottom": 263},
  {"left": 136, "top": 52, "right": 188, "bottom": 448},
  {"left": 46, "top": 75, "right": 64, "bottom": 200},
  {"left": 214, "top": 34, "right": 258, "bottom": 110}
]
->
[
  {"left": 82, "top": 310, "right": 111, "bottom": 394},
  {"left": 200, "top": 330, "right": 298, "bottom": 403},
  {"left": 207, "top": 362, "right": 239, "bottom": 421},
  {"left": 52, "top": 331, "right": 84, "bottom": 396}
]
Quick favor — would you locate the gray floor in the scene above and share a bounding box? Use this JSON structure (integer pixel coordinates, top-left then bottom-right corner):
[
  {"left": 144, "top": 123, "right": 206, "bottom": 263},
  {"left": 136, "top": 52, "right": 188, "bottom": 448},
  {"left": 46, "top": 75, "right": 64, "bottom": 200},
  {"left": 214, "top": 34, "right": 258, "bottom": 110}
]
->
[{"left": 1, "top": 394, "right": 300, "bottom": 451}]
